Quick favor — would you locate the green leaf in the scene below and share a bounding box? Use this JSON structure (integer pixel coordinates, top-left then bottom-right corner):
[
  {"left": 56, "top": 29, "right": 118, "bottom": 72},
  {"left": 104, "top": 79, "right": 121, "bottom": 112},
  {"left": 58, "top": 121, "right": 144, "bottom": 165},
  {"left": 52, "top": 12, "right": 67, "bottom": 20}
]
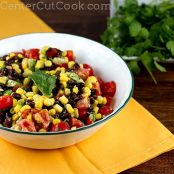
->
[
  {"left": 124, "top": 0, "right": 138, "bottom": 7},
  {"left": 166, "top": 41, "right": 174, "bottom": 56},
  {"left": 128, "top": 61, "right": 140, "bottom": 75},
  {"left": 129, "top": 21, "right": 142, "bottom": 37},
  {"left": 154, "top": 61, "right": 166, "bottom": 72},
  {"left": 29, "top": 70, "right": 56, "bottom": 96},
  {"left": 139, "top": 28, "right": 149, "bottom": 39},
  {"left": 140, "top": 51, "right": 157, "bottom": 84}
]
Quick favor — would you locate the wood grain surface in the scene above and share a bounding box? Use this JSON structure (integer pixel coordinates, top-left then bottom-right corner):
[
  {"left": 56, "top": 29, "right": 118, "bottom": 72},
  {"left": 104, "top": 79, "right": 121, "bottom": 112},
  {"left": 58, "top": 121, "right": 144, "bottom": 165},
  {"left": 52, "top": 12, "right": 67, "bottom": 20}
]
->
[{"left": 22, "top": 1, "right": 174, "bottom": 173}]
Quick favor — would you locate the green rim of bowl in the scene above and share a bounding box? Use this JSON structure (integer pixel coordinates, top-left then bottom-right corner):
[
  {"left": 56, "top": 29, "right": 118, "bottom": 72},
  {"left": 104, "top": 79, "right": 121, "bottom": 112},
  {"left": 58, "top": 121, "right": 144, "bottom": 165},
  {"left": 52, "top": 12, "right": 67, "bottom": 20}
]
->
[{"left": 0, "top": 32, "right": 134, "bottom": 135}]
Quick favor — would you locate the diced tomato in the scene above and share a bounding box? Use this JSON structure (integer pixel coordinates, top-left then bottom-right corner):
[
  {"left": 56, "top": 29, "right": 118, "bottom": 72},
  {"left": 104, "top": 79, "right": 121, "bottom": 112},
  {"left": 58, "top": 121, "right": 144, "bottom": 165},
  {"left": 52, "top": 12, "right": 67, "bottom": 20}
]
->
[
  {"left": 18, "top": 119, "right": 36, "bottom": 132},
  {"left": 69, "top": 117, "right": 84, "bottom": 128},
  {"left": 46, "top": 48, "right": 58, "bottom": 58},
  {"left": 76, "top": 96, "right": 90, "bottom": 109},
  {"left": 66, "top": 50, "right": 74, "bottom": 61},
  {"left": 12, "top": 85, "right": 21, "bottom": 92},
  {"left": 102, "top": 81, "right": 116, "bottom": 97},
  {"left": 21, "top": 109, "right": 31, "bottom": 118},
  {"left": 99, "top": 106, "right": 113, "bottom": 116},
  {"left": 59, "top": 63, "right": 68, "bottom": 69},
  {"left": 78, "top": 108, "right": 88, "bottom": 120},
  {"left": 23, "top": 49, "right": 40, "bottom": 60},
  {"left": 83, "top": 64, "right": 94, "bottom": 76},
  {"left": 85, "top": 114, "right": 95, "bottom": 125},
  {"left": 0, "top": 95, "right": 13, "bottom": 110},
  {"left": 51, "top": 122, "right": 70, "bottom": 132},
  {"left": 105, "top": 96, "right": 113, "bottom": 106},
  {"left": 97, "top": 77, "right": 105, "bottom": 87}
]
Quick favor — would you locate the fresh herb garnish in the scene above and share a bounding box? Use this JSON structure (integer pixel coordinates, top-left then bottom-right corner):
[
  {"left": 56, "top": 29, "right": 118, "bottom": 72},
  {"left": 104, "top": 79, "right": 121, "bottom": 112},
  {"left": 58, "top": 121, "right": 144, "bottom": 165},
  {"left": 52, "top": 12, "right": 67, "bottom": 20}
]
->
[
  {"left": 101, "top": 0, "right": 174, "bottom": 83},
  {"left": 29, "top": 70, "right": 56, "bottom": 96}
]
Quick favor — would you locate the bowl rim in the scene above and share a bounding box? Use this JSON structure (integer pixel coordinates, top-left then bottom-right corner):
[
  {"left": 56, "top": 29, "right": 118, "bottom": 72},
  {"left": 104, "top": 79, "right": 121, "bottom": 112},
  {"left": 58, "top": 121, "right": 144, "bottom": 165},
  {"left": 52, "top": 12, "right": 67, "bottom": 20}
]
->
[{"left": 0, "top": 32, "right": 134, "bottom": 135}]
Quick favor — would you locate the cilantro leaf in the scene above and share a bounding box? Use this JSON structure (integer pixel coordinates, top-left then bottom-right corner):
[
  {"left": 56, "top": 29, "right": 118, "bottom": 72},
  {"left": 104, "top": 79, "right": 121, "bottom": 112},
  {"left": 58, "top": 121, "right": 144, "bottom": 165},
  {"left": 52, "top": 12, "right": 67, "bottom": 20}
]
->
[
  {"left": 128, "top": 61, "right": 140, "bottom": 75},
  {"left": 29, "top": 70, "right": 56, "bottom": 96},
  {"left": 154, "top": 61, "right": 166, "bottom": 72},
  {"left": 166, "top": 41, "right": 174, "bottom": 56},
  {"left": 129, "top": 21, "right": 142, "bottom": 37}
]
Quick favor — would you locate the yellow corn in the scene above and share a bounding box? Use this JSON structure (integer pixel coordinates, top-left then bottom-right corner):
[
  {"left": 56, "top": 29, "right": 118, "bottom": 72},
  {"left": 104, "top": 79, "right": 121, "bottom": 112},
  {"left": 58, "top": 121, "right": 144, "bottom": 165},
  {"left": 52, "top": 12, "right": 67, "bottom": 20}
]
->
[
  {"left": 86, "top": 76, "right": 97, "bottom": 84},
  {"left": 60, "top": 73, "right": 69, "bottom": 82},
  {"left": 12, "top": 114, "right": 20, "bottom": 121},
  {"left": 9, "top": 53, "right": 15, "bottom": 58},
  {"left": 12, "top": 64, "right": 21, "bottom": 74},
  {"left": 23, "top": 78, "right": 30, "bottom": 85},
  {"left": 85, "top": 82, "right": 93, "bottom": 89},
  {"left": 10, "top": 108, "right": 15, "bottom": 114},
  {"left": 74, "top": 108, "right": 79, "bottom": 118},
  {"left": 66, "top": 104, "right": 74, "bottom": 114},
  {"left": 102, "top": 97, "right": 107, "bottom": 105},
  {"left": 26, "top": 92, "right": 34, "bottom": 98},
  {"left": 16, "top": 88, "right": 26, "bottom": 95},
  {"left": 83, "top": 87, "right": 91, "bottom": 96},
  {"left": 13, "top": 99, "right": 18, "bottom": 107},
  {"left": 48, "top": 109, "right": 56, "bottom": 116},
  {"left": 97, "top": 96, "right": 103, "bottom": 104},
  {"left": 44, "top": 98, "right": 55, "bottom": 106},
  {"left": 22, "top": 58, "right": 28, "bottom": 70},
  {"left": 52, "top": 119, "right": 61, "bottom": 125},
  {"left": 93, "top": 100, "right": 98, "bottom": 107},
  {"left": 0, "top": 76, "right": 8, "bottom": 84},
  {"left": 60, "top": 67, "right": 65, "bottom": 73},
  {"left": 0, "top": 61, "right": 5, "bottom": 69},
  {"left": 93, "top": 106, "right": 99, "bottom": 114},
  {"left": 68, "top": 61, "right": 75, "bottom": 68},
  {"left": 73, "top": 86, "right": 79, "bottom": 94},
  {"left": 14, "top": 104, "right": 22, "bottom": 113},
  {"left": 59, "top": 95, "right": 68, "bottom": 105},
  {"left": 18, "top": 54, "right": 23, "bottom": 58},
  {"left": 32, "top": 85, "right": 39, "bottom": 93},
  {"left": 62, "top": 51, "right": 67, "bottom": 57},
  {"left": 35, "top": 60, "right": 45, "bottom": 69},
  {"left": 35, "top": 99, "right": 44, "bottom": 109},
  {"left": 23, "top": 68, "right": 32, "bottom": 77},
  {"left": 20, "top": 105, "right": 31, "bottom": 112},
  {"left": 64, "top": 88, "right": 71, "bottom": 95},
  {"left": 44, "top": 60, "right": 52, "bottom": 67},
  {"left": 61, "top": 81, "right": 67, "bottom": 88},
  {"left": 17, "top": 99, "right": 25, "bottom": 105},
  {"left": 21, "top": 94, "right": 27, "bottom": 100},
  {"left": 27, "top": 114, "right": 32, "bottom": 121},
  {"left": 53, "top": 104, "right": 63, "bottom": 113},
  {"left": 39, "top": 128, "right": 46, "bottom": 132},
  {"left": 95, "top": 113, "right": 102, "bottom": 120}
]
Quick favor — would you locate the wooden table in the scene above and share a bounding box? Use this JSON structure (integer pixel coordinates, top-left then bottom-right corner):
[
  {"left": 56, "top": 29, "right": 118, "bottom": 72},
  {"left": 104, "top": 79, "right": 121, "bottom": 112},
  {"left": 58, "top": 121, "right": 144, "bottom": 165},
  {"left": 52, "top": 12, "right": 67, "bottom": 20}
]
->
[{"left": 22, "top": 1, "right": 174, "bottom": 173}]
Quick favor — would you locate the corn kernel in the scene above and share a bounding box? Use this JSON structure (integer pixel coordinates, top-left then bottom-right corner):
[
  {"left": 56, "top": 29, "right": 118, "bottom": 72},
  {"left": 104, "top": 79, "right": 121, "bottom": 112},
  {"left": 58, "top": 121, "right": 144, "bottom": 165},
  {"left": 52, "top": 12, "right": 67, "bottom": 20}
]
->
[
  {"left": 18, "top": 54, "right": 23, "bottom": 58},
  {"left": 65, "top": 57, "right": 69, "bottom": 62},
  {"left": 9, "top": 53, "right": 15, "bottom": 58},
  {"left": 17, "top": 99, "right": 25, "bottom": 105},
  {"left": 39, "top": 128, "right": 46, "bottom": 132},
  {"left": 12, "top": 64, "right": 21, "bottom": 74},
  {"left": 74, "top": 108, "right": 79, "bottom": 118},
  {"left": 53, "top": 104, "right": 63, "bottom": 113},
  {"left": 32, "top": 85, "right": 39, "bottom": 93},
  {"left": 62, "top": 51, "right": 67, "bottom": 57},
  {"left": 71, "top": 126, "right": 77, "bottom": 130},
  {"left": 20, "top": 105, "right": 31, "bottom": 112},
  {"left": 13, "top": 99, "right": 18, "bottom": 107},
  {"left": 49, "top": 70, "right": 56, "bottom": 75},
  {"left": 59, "top": 95, "right": 68, "bottom": 105},
  {"left": 23, "top": 68, "right": 32, "bottom": 77},
  {"left": 21, "top": 94, "right": 27, "bottom": 100},
  {"left": 27, "top": 114, "right": 32, "bottom": 121},
  {"left": 95, "top": 113, "right": 102, "bottom": 120},
  {"left": 85, "top": 82, "right": 93, "bottom": 89},
  {"left": 0, "top": 61, "right": 5, "bottom": 69},
  {"left": 44, "top": 60, "right": 52, "bottom": 67},
  {"left": 44, "top": 98, "right": 55, "bottom": 106},
  {"left": 12, "top": 114, "right": 20, "bottom": 121},
  {"left": 52, "top": 118, "right": 61, "bottom": 125},
  {"left": 60, "top": 73, "right": 69, "bottom": 82},
  {"left": 35, "top": 60, "right": 45, "bottom": 69},
  {"left": 68, "top": 61, "right": 75, "bottom": 68},
  {"left": 0, "top": 76, "right": 8, "bottom": 84},
  {"left": 22, "top": 58, "right": 28, "bottom": 70},
  {"left": 102, "top": 97, "right": 107, "bottom": 105},
  {"left": 66, "top": 104, "right": 74, "bottom": 114},
  {"left": 62, "top": 81, "right": 67, "bottom": 88},
  {"left": 93, "top": 100, "right": 98, "bottom": 107},
  {"left": 83, "top": 87, "right": 91, "bottom": 96},
  {"left": 48, "top": 109, "right": 56, "bottom": 116},
  {"left": 73, "top": 86, "right": 79, "bottom": 94},
  {"left": 60, "top": 67, "right": 65, "bottom": 73},
  {"left": 64, "top": 88, "right": 71, "bottom": 95},
  {"left": 35, "top": 99, "right": 44, "bottom": 109},
  {"left": 93, "top": 106, "right": 99, "bottom": 114},
  {"left": 33, "top": 94, "right": 40, "bottom": 100},
  {"left": 97, "top": 96, "right": 103, "bottom": 104},
  {"left": 10, "top": 108, "right": 15, "bottom": 114},
  {"left": 86, "top": 76, "right": 97, "bottom": 84},
  {"left": 23, "top": 78, "right": 30, "bottom": 85},
  {"left": 14, "top": 104, "right": 22, "bottom": 113},
  {"left": 16, "top": 88, "right": 26, "bottom": 95},
  {"left": 26, "top": 92, "right": 34, "bottom": 97}
]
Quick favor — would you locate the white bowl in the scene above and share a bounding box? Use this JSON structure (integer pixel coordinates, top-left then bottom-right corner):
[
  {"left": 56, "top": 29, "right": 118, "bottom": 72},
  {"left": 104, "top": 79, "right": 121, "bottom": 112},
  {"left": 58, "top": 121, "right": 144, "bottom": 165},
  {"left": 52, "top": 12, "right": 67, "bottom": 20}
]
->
[{"left": 0, "top": 33, "right": 133, "bottom": 149}]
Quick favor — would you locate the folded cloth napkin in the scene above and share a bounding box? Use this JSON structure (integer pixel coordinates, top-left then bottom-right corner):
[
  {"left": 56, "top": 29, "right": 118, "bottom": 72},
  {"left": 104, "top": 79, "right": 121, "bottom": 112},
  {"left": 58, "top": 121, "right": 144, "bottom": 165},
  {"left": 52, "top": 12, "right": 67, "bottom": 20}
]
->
[{"left": 0, "top": 1, "right": 173, "bottom": 174}]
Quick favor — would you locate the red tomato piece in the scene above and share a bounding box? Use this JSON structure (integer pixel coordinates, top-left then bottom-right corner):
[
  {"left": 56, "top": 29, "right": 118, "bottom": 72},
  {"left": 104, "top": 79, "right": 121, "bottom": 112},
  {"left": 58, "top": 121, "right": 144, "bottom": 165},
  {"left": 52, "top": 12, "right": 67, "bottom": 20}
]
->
[
  {"left": 105, "top": 96, "right": 113, "bottom": 106},
  {"left": 18, "top": 119, "right": 36, "bottom": 132},
  {"left": 97, "top": 77, "right": 105, "bottom": 87},
  {"left": 66, "top": 50, "right": 74, "bottom": 61},
  {"left": 0, "top": 95, "right": 13, "bottom": 110},
  {"left": 12, "top": 85, "right": 21, "bottom": 92},
  {"left": 83, "top": 64, "right": 94, "bottom": 76},
  {"left": 69, "top": 117, "right": 84, "bottom": 128},
  {"left": 102, "top": 81, "right": 116, "bottom": 97},
  {"left": 46, "top": 48, "right": 58, "bottom": 58},
  {"left": 85, "top": 114, "right": 95, "bottom": 125},
  {"left": 78, "top": 108, "right": 88, "bottom": 120},
  {"left": 23, "top": 49, "right": 40, "bottom": 60},
  {"left": 99, "top": 106, "right": 113, "bottom": 116},
  {"left": 21, "top": 109, "right": 31, "bottom": 118},
  {"left": 76, "top": 96, "right": 90, "bottom": 109},
  {"left": 51, "top": 122, "right": 70, "bottom": 132},
  {"left": 59, "top": 63, "right": 68, "bottom": 69}
]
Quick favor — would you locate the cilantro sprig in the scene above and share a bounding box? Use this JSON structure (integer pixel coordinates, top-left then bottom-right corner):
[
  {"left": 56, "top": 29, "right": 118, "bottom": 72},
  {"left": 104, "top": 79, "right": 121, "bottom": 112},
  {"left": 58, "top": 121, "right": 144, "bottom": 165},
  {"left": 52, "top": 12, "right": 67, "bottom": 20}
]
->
[{"left": 101, "top": 0, "right": 174, "bottom": 83}]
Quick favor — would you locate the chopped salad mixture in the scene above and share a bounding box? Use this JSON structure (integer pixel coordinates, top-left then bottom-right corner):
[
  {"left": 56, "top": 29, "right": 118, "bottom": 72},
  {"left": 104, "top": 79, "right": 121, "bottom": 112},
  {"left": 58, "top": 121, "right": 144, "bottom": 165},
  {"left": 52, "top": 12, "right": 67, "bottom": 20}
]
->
[{"left": 0, "top": 47, "right": 116, "bottom": 132}]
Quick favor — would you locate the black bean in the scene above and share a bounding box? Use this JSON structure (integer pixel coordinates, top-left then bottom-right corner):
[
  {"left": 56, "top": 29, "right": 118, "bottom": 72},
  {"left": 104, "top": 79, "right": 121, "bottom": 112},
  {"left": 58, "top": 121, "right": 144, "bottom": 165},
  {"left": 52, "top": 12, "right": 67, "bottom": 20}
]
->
[
  {"left": 1, "top": 55, "right": 8, "bottom": 61},
  {"left": 90, "top": 97, "right": 95, "bottom": 104},
  {"left": 73, "top": 63, "right": 80, "bottom": 70},
  {"left": 6, "top": 58, "right": 15, "bottom": 65},
  {"left": 12, "top": 93, "right": 21, "bottom": 100},
  {"left": 44, "top": 65, "right": 56, "bottom": 71},
  {"left": 91, "top": 89, "right": 96, "bottom": 96},
  {"left": 76, "top": 82, "right": 85, "bottom": 89},
  {"left": 3, "top": 116, "right": 12, "bottom": 128},
  {"left": 0, "top": 68, "right": 8, "bottom": 76},
  {"left": 67, "top": 80, "right": 76, "bottom": 89},
  {"left": 26, "top": 100, "right": 35, "bottom": 108},
  {"left": 0, "top": 112, "right": 5, "bottom": 124}
]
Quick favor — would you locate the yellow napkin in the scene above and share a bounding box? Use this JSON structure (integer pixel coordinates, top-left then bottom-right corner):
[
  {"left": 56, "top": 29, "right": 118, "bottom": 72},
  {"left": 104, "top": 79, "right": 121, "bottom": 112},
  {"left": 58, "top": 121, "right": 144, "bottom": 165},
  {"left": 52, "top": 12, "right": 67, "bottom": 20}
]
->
[{"left": 0, "top": 1, "right": 174, "bottom": 174}]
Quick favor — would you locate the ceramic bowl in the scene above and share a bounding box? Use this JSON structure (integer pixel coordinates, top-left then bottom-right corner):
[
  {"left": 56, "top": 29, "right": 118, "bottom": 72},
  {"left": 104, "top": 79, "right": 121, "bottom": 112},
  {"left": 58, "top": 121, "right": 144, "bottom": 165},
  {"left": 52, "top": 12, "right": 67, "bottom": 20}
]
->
[{"left": 0, "top": 33, "right": 133, "bottom": 149}]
